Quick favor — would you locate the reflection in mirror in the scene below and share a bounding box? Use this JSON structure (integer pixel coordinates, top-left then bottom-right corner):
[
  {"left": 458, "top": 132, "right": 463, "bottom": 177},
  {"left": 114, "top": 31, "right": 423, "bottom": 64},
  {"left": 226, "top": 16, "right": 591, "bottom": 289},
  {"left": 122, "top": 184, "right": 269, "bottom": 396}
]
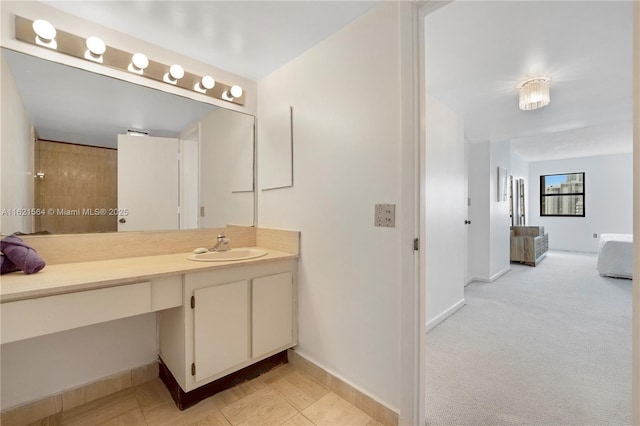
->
[{"left": 1, "top": 48, "right": 255, "bottom": 235}]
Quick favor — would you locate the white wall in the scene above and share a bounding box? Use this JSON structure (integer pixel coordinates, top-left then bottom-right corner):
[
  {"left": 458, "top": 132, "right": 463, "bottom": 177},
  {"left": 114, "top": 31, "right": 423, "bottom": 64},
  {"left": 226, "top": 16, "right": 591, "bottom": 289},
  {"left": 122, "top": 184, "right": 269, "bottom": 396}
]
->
[
  {"left": 1, "top": 52, "right": 34, "bottom": 235},
  {"left": 199, "top": 108, "right": 254, "bottom": 228},
  {"left": 257, "top": 2, "right": 411, "bottom": 411},
  {"left": 528, "top": 153, "right": 633, "bottom": 253},
  {"left": 489, "top": 140, "right": 511, "bottom": 279},
  {"left": 467, "top": 142, "right": 490, "bottom": 281},
  {"left": 466, "top": 140, "right": 511, "bottom": 282},
  {"left": 424, "top": 95, "right": 465, "bottom": 326},
  {"left": 1, "top": 314, "right": 157, "bottom": 409}
]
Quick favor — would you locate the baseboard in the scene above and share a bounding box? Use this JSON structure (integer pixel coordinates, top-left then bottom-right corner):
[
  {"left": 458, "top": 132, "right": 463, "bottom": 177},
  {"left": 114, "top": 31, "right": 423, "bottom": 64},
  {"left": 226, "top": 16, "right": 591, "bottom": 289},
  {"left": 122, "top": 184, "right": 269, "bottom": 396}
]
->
[
  {"left": 490, "top": 266, "right": 511, "bottom": 282},
  {"left": 467, "top": 266, "right": 511, "bottom": 284},
  {"left": 0, "top": 361, "right": 158, "bottom": 426},
  {"left": 426, "top": 298, "right": 466, "bottom": 333},
  {"left": 287, "top": 349, "right": 398, "bottom": 426},
  {"left": 465, "top": 276, "right": 477, "bottom": 286}
]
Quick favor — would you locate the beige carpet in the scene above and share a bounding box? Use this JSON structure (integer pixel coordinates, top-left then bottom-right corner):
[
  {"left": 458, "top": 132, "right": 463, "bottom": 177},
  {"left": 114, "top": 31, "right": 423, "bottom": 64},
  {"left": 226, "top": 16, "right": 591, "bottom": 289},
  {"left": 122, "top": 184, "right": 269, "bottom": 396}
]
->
[{"left": 426, "top": 251, "right": 632, "bottom": 426}]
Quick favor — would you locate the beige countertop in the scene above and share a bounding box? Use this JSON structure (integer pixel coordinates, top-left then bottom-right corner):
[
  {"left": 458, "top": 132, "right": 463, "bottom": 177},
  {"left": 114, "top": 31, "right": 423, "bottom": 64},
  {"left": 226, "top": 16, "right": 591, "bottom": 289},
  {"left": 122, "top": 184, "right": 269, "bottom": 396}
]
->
[{"left": 0, "top": 247, "right": 297, "bottom": 303}]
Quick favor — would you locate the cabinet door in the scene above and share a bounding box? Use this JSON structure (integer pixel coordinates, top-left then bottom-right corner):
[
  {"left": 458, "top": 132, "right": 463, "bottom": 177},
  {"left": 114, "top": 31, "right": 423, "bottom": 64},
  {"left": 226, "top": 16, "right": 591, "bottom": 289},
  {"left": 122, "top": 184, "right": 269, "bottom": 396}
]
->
[
  {"left": 193, "top": 280, "right": 249, "bottom": 381},
  {"left": 252, "top": 272, "right": 293, "bottom": 358}
]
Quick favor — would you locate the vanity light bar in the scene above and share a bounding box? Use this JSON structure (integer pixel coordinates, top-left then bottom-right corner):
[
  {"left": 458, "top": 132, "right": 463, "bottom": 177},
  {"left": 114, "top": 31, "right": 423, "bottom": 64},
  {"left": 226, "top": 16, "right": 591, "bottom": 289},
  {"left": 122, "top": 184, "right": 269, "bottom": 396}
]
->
[{"left": 14, "top": 16, "right": 245, "bottom": 106}]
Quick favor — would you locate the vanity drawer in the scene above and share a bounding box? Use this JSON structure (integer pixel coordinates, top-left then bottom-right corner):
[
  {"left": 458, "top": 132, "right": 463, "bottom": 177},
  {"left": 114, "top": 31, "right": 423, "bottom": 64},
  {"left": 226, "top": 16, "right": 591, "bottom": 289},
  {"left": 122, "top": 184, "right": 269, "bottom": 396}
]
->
[{"left": 1, "top": 282, "right": 151, "bottom": 344}]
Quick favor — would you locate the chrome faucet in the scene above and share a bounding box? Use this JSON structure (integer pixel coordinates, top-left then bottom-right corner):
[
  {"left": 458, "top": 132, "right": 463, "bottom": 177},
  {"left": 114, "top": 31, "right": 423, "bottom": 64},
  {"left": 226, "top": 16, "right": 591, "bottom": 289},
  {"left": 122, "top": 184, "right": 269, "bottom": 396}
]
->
[{"left": 211, "top": 233, "right": 231, "bottom": 252}]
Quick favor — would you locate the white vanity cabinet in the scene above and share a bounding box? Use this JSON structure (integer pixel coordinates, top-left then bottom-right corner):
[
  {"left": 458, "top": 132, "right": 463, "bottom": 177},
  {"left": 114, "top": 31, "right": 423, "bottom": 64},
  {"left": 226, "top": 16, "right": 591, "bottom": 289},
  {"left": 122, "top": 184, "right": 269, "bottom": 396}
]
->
[{"left": 158, "top": 258, "right": 297, "bottom": 393}]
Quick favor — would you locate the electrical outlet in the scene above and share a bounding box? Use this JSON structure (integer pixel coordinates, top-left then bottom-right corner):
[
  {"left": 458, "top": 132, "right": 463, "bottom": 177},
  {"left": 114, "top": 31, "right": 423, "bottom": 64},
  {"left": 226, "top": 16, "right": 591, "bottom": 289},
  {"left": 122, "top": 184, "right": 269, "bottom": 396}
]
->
[
  {"left": 375, "top": 204, "right": 395, "bottom": 227},
  {"left": 593, "top": 233, "right": 598, "bottom": 238}
]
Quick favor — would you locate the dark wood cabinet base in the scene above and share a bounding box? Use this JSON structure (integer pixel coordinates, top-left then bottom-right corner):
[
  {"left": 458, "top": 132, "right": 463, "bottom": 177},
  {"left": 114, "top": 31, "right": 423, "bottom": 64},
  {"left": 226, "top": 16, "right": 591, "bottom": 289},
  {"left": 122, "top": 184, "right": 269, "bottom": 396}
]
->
[{"left": 159, "top": 351, "right": 288, "bottom": 411}]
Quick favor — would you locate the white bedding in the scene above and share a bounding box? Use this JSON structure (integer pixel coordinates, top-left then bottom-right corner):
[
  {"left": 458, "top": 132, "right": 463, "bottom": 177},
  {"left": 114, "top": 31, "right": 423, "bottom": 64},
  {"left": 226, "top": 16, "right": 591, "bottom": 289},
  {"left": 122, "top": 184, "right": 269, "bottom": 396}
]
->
[{"left": 597, "top": 233, "right": 633, "bottom": 279}]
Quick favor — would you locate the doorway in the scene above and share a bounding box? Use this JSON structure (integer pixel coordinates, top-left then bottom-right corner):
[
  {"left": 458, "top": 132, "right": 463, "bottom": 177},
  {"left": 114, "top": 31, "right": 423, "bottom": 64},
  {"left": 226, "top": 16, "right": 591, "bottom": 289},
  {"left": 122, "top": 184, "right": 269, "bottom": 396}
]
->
[
  {"left": 417, "top": 1, "right": 638, "bottom": 424},
  {"left": 34, "top": 139, "right": 117, "bottom": 234}
]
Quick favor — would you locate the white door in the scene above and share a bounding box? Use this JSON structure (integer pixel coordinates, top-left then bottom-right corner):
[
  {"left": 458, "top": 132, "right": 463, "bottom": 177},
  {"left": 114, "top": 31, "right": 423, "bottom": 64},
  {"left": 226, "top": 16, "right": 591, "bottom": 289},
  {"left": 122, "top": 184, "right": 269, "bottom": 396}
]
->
[
  {"left": 117, "top": 135, "right": 179, "bottom": 231},
  {"left": 423, "top": 95, "right": 466, "bottom": 329},
  {"left": 179, "top": 129, "right": 200, "bottom": 230}
]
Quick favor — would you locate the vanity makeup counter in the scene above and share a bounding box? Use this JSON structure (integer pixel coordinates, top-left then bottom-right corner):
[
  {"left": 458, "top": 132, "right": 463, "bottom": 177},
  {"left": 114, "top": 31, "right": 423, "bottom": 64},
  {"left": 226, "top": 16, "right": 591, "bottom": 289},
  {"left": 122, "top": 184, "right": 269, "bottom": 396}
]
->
[{"left": 1, "top": 228, "right": 300, "bottom": 405}]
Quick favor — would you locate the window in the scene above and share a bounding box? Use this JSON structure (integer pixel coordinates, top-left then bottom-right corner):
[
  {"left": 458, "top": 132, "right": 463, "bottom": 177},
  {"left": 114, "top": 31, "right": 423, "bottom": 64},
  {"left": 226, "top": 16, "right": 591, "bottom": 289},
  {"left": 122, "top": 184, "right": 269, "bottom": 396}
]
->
[{"left": 540, "top": 172, "right": 585, "bottom": 217}]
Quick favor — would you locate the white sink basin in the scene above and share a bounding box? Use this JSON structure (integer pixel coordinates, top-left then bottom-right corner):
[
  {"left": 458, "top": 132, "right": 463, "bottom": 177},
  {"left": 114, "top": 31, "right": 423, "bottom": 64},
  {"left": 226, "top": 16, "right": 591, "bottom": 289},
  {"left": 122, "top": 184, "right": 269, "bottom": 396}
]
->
[{"left": 187, "top": 248, "right": 268, "bottom": 262}]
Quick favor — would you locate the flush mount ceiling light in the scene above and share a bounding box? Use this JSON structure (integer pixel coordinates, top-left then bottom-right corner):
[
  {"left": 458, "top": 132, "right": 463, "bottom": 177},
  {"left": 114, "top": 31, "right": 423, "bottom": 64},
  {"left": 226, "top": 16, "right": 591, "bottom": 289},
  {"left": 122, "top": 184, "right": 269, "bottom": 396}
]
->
[
  {"left": 32, "top": 19, "right": 56, "bottom": 49},
  {"left": 85, "top": 36, "right": 106, "bottom": 62},
  {"left": 128, "top": 53, "right": 149, "bottom": 74},
  {"left": 518, "top": 77, "right": 551, "bottom": 111}
]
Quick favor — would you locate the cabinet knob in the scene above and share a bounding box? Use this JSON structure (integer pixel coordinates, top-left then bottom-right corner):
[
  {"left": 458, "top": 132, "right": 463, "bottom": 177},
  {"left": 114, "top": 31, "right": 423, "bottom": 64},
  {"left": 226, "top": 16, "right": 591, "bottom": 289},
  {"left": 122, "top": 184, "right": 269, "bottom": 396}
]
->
[{"left": 119, "top": 218, "right": 126, "bottom": 223}]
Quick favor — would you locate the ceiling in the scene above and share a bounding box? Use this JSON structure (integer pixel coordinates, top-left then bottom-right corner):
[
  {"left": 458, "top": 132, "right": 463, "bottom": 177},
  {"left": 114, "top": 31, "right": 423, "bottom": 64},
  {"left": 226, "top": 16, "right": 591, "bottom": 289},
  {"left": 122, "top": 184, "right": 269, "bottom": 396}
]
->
[
  {"left": 425, "top": 1, "right": 633, "bottom": 161},
  {"left": 42, "top": 0, "right": 381, "bottom": 81},
  {"left": 12, "top": 1, "right": 635, "bottom": 161}
]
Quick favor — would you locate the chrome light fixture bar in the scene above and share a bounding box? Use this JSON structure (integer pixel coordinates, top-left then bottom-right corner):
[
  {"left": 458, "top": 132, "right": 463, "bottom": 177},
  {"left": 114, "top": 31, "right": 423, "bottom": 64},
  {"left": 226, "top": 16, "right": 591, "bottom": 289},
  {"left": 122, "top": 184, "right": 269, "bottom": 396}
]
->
[{"left": 14, "top": 16, "right": 245, "bottom": 106}]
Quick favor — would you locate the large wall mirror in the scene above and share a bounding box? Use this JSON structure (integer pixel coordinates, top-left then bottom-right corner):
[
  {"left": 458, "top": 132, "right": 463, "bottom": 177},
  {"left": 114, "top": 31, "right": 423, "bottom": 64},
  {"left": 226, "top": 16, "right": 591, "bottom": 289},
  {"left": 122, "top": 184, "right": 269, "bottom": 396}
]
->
[{"left": 1, "top": 48, "right": 255, "bottom": 234}]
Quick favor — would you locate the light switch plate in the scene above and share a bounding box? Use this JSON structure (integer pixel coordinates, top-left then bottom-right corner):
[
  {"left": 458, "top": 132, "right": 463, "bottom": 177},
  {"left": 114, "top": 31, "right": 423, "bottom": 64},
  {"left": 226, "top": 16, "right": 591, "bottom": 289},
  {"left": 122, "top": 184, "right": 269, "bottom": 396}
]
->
[{"left": 375, "top": 204, "right": 395, "bottom": 227}]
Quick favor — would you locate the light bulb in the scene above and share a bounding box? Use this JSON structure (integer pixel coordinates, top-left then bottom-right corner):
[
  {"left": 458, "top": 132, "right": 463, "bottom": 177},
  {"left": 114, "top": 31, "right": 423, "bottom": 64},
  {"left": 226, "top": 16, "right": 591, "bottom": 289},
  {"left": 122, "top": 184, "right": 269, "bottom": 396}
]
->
[
  {"left": 33, "top": 19, "right": 57, "bottom": 49},
  {"left": 129, "top": 53, "right": 149, "bottom": 74},
  {"left": 229, "top": 85, "right": 243, "bottom": 98},
  {"left": 195, "top": 75, "right": 216, "bottom": 93},
  {"left": 33, "top": 19, "right": 56, "bottom": 41},
  {"left": 201, "top": 75, "right": 215, "bottom": 90},
  {"left": 86, "top": 36, "right": 106, "bottom": 56},
  {"left": 169, "top": 64, "right": 184, "bottom": 80}
]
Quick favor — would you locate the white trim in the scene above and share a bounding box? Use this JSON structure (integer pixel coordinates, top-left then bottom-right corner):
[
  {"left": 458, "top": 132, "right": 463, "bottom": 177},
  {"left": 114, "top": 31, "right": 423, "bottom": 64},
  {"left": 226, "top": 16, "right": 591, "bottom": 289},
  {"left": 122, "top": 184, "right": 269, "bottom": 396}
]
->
[
  {"left": 489, "top": 266, "right": 511, "bottom": 282},
  {"left": 398, "top": 2, "right": 426, "bottom": 426},
  {"left": 291, "top": 349, "right": 399, "bottom": 414},
  {"left": 425, "top": 298, "right": 465, "bottom": 333},
  {"left": 466, "top": 266, "right": 511, "bottom": 284},
  {"left": 632, "top": 1, "right": 639, "bottom": 423}
]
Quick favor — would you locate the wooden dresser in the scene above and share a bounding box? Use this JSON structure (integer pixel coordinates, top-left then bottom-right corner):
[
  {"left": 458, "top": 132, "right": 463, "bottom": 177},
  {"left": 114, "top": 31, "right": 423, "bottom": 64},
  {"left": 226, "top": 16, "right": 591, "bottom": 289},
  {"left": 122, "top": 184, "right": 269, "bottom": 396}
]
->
[{"left": 510, "top": 226, "right": 549, "bottom": 266}]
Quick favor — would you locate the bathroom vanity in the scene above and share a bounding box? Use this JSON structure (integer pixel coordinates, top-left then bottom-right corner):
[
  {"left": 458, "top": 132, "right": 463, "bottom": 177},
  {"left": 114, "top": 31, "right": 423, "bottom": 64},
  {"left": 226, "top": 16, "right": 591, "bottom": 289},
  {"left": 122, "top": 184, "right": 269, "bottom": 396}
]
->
[
  {"left": 158, "top": 258, "right": 296, "bottom": 408},
  {"left": 0, "top": 227, "right": 299, "bottom": 411}
]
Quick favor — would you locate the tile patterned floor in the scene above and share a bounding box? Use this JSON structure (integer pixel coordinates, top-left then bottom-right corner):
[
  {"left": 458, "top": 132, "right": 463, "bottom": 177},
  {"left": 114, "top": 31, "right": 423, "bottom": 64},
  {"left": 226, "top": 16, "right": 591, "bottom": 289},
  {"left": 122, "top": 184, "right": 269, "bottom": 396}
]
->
[{"left": 32, "top": 364, "right": 382, "bottom": 426}]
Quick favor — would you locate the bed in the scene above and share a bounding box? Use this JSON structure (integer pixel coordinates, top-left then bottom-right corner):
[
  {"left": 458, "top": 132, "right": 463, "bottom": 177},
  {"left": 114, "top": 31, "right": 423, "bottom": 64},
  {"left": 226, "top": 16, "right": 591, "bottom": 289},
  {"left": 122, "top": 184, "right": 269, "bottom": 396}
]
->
[{"left": 597, "top": 233, "right": 633, "bottom": 279}]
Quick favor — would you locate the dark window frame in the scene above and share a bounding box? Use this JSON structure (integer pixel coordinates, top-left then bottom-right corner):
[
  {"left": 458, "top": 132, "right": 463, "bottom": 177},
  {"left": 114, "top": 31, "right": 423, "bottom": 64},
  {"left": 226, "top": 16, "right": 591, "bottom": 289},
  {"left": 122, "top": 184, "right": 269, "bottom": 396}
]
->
[{"left": 539, "top": 172, "right": 585, "bottom": 217}]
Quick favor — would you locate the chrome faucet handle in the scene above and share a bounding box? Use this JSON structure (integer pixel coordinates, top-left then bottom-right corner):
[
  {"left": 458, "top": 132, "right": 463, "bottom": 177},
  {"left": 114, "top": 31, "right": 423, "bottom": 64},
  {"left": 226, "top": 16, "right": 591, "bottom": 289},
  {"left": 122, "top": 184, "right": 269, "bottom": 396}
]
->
[{"left": 211, "top": 233, "right": 231, "bottom": 252}]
